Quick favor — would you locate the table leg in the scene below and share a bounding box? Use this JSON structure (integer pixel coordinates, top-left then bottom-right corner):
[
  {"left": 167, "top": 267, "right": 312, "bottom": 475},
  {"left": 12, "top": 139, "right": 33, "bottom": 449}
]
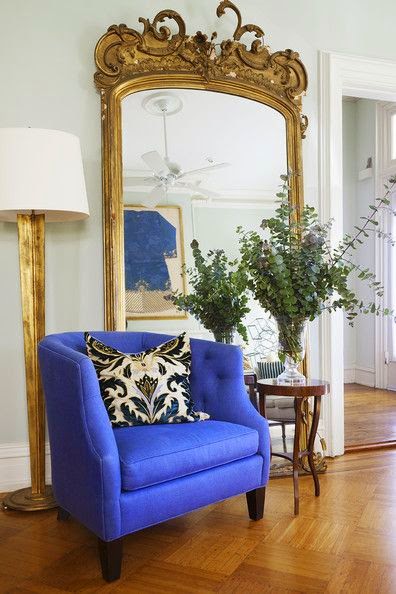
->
[
  {"left": 292, "top": 398, "right": 302, "bottom": 515},
  {"left": 258, "top": 394, "right": 272, "bottom": 463},
  {"left": 248, "top": 384, "right": 258, "bottom": 409},
  {"left": 307, "top": 396, "right": 321, "bottom": 496},
  {"left": 258, "top": 394, "right": 267, "bottom": 419},
  {"left": 282, "top": 422, "right": 287, "bottom": 453}
]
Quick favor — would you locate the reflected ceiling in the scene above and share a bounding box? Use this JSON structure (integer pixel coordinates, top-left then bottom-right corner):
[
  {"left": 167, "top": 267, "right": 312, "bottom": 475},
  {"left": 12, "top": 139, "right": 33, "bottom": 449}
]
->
[{"left": 122, "top": 89, "right": 287, "bottom": 203}]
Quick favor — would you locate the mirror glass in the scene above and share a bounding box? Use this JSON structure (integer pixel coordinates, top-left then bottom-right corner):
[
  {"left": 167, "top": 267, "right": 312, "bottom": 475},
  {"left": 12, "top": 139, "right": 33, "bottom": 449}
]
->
[
  {"left": 121, "top": 88, "right": 287, "bottom": 363},
  {"left": 267, "top": 406, "right": 295, "bottom": 456}
]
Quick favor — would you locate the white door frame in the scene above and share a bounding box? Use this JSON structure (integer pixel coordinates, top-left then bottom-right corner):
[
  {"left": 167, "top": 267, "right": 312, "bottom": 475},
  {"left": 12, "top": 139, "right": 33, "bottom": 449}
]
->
[
  {"left": 319, "top": 51, "right": 396, "bottom": 456},
  {"left": 376, "top": 102, "right": 396, "bottom": 390}
]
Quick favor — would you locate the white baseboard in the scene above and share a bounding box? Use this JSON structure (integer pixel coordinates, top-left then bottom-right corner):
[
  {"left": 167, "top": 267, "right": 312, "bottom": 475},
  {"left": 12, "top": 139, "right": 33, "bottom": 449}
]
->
[
  {"left": 355, "top": 366, "right": 375, "bottom": 387},
  {"left": 344, "top": 367, "right": 356, "bottom": 383},
  {"left": 0, "top": 442, "right": 51, "bottom": 492},
  {"left": 344, "top": 366, "right": 375, "bottom": 387}
]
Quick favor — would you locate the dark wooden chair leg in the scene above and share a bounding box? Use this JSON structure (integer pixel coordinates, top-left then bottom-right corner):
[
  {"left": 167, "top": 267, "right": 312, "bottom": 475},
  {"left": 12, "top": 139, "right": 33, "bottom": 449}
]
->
[
  {"left": 98, "top": 537, "right": 123, "bottom": 582},
  {"left": 246, "top": 487, "right": 266, "bottom": 521},
  {"left": 57, "top": 507, "right": 71, "bottom": 521},
  {"left": 282, "top": 422, "right": 287, "bottom": 453}
]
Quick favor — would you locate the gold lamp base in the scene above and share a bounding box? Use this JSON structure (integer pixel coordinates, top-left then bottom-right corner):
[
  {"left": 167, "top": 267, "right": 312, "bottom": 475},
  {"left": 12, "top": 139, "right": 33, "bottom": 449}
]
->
[
  {"left": 2, "top": 486, "right": 57, "bottom": 512},
  {"left": 4, "top": 214, "right": 57, "bottom": 514}
]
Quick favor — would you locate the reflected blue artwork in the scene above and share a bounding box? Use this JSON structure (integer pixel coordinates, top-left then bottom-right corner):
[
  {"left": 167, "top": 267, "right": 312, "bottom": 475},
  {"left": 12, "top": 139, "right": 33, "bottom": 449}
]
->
[
  {"left": 124, "top": 206, "right": 186, "bottom": 319},
  {"left": 124, "top": 210, "right": 176, "bottom": 291}
]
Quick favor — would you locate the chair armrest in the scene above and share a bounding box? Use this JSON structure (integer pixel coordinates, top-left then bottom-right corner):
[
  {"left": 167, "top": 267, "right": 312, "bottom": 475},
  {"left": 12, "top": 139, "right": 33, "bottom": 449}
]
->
[
  {"left": 197, "top": 342, "right": 271, "bottom": 485},
  {"left": 206, "top": 377, "right": 271, "bottom": 482},
  {"left": 39, "top": 339, "right": 121, "bottom": 540}
]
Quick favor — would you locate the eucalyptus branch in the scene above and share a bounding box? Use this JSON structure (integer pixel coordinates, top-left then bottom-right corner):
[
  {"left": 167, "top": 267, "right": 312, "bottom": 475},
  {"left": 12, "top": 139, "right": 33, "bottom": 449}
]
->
[
  {"left": 340, "top": 257, "right": 384, "bottom": 292},
  {"left": 332, "top": 177, "right": 396, "bottom": 267},
  {"left": 237, "top": 173, "right": 396, "bottom": 354}
]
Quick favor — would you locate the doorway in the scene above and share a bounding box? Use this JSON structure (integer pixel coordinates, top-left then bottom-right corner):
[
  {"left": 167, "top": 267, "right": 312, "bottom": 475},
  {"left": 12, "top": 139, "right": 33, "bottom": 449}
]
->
[
  {"left": 342, "top": 97, "right": 396, "bottom": 449},
  {"left": 319, "top": 51, "right": 396, "bottom": 456}
]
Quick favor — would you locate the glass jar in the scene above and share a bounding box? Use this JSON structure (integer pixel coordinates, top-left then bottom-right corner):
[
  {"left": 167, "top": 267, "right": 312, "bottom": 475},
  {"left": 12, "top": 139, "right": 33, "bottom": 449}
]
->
[{"left": 275, "top": 317, "right": 308, "bottom": 384}]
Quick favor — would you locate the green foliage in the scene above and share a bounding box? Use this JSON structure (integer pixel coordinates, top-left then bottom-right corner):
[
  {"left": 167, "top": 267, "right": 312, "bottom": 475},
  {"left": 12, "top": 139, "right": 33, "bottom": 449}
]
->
[
  {"left": 237, "top": 173, "right": 396, "bottom": 338},
  {"left": 171, "top": 241, "right": 250, "bottom": 341}
]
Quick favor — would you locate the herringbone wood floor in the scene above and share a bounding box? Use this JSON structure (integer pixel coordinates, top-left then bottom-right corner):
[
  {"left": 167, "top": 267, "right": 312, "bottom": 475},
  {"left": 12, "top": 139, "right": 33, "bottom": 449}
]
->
[{"left": 1, "top": 449, "right": 396, "bottom": 593}]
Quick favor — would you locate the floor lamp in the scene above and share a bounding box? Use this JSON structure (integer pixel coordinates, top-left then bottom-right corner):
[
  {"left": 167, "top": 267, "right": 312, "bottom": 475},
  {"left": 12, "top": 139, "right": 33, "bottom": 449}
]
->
[{"left": 0, "top": 128, "right": 89, "bottom": 511}]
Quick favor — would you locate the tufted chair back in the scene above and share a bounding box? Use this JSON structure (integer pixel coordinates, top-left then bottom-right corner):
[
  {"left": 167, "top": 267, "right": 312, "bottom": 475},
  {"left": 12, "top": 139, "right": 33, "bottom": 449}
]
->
[{"left": 40, "top": 331, "right": 245, "bottom": 416}]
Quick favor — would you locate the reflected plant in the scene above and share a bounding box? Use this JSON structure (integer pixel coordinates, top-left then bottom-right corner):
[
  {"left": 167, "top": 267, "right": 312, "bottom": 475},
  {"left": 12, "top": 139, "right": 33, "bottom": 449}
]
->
[{"left": 171, "top": 240, "right": 250, "bottom": 342}]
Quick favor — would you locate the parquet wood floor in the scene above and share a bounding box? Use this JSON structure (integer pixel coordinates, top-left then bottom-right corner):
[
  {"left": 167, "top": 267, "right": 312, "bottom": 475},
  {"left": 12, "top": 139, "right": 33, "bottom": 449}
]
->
[
  {"left": 2, "top": 449, "right": 396, "bottom": 592},
  {"left": 344, "top": 383, "right": 396, "bottom": 447}
]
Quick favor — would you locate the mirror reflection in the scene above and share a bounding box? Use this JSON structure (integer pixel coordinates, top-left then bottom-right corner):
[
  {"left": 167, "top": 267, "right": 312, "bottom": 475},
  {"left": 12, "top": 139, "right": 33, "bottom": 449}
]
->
[
  {"left": 247, "top": 363, "right": 296, "bottom": 457},
  {"left": 122, "top": 88, "right": 292, "bottom": 452},
  {"left": 265, "top": 396, "right": 296, "bottom": 455},
  {"left": 122, "top": 88, "right": 287, "bottom": 352}
]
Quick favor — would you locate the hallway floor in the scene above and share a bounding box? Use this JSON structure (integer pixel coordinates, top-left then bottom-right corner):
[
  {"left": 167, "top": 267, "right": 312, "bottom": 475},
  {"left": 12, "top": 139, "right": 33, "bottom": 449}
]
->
[{"left": 344, "top": 383, "right": 396, "bottom": 447}]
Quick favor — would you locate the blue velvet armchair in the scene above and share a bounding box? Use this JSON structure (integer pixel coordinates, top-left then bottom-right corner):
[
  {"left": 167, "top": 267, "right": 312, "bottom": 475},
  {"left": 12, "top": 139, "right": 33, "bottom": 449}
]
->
[{"left": 38, "top": 331, "right": 271, "bottom": 581}]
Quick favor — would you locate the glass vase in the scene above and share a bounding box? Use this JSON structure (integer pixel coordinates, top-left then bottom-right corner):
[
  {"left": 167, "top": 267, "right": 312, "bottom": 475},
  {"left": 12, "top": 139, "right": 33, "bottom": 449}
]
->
[
  {"left": 213, "top": 329, "right": 235, "bottom": 344},
  {"left": 275, "top": 317, "right": 308, "bottom": 384}
]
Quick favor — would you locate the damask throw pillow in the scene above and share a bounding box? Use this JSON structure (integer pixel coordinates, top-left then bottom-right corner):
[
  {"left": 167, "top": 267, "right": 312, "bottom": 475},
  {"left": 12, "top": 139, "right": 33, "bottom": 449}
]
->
[{"left": 85, "top": 332, "right": 209, "bottom": 427}]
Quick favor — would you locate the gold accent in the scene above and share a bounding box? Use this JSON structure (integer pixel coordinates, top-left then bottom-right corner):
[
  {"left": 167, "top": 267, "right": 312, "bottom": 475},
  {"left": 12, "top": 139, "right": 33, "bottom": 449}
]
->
[
  {"left": 3, "top": 486, "right": 56, "bottom": 512},
  {"left": 94, "top": 3, "right": 320, "bottom": 470},
  {"left": 95, "top": 2, "right": 307, "bottom": 104},
  {"left": 94, "top": 1, "right": 308, "bottom": 330},
  {"left": 124, "top": 204, "right": 188, "bottom": 321},
  {"left": 2, "top": 214, "right": 56, "bottom": 512}
]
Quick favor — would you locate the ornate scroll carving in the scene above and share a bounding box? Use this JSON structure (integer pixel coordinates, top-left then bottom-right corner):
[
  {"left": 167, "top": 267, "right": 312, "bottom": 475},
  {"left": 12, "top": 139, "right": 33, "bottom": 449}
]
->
[
  {"left": 300, "top": 114, "right": 309, "bottom": 139},
  {"left": 94, "top": 1, "right": 308, "bottom": 114}
]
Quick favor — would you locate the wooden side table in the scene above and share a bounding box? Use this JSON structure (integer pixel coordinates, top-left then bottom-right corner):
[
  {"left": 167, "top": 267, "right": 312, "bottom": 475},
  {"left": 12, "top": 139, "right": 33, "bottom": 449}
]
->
[
  {"left": 244, "top": 371, "right": 257, "bottom": 407},
  {"left": 257, "top": 379, "right": 330, "bottom": 515}
]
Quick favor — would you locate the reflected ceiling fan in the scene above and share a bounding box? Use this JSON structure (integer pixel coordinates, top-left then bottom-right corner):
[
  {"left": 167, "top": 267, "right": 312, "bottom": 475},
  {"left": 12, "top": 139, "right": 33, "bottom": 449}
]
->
[{"left": 123, "top": 92, "right": 230, "bottom": 209}]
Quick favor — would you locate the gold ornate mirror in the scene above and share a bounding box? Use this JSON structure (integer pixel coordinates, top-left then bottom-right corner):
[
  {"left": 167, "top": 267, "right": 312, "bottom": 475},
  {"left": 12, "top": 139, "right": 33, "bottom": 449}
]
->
[{"left": 94, "top": 2, "right": 323, "bottom": 470}]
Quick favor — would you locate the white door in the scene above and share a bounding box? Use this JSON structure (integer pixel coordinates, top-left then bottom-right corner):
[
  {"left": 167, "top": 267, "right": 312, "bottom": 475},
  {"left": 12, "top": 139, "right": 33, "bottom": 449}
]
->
[{"left": 386, "top": 180, "right": 396, "bottom": 389}]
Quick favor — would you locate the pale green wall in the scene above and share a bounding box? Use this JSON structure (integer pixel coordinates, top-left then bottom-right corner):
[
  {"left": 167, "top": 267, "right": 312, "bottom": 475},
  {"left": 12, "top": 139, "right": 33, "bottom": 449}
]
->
[
  {"left": 2, "top": 0, "right": 396, "bottom": 444},
  {"left": 354, "top": 100, "right": 377, "bottom": 371}
]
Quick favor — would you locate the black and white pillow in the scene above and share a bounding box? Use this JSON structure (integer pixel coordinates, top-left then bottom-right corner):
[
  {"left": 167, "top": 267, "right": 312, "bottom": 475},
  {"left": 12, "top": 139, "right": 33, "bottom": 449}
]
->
[{"left": 85, "top": 332, "right": 209, "bottom": 427}]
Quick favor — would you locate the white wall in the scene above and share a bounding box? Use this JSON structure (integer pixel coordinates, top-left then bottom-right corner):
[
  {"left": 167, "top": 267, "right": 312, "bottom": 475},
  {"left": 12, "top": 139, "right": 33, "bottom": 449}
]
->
[
  {"left": 355, "top": 100, "right": 377, "bottom": 381},
  {"left": 2, "top": 0, "right": 396, "bottom": 465},
  {"left": 342, "top": 99, "right": 377, "bottom": 385}
]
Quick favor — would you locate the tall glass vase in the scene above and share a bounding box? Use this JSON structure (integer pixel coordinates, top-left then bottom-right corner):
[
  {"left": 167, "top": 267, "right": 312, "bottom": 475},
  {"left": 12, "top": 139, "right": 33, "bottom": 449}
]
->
[
  {"left": 213, "top": 329, "right": 235, "bottom": 344},
  {"left": 275, "top": 317, "right": 308, "bottom": 384}
]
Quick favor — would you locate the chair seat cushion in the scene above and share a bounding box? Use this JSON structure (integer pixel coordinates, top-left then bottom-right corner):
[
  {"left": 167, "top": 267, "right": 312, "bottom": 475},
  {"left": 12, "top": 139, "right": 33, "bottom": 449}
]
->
[
  {"left": 266, "top": 396, "right": 295, "bottom": 421},
  {"left": 267, "top": 407, "right": 295, "bottom": 421},
  {"left": 114, "top": 420, "right": 259, "bottom": 491},
  {"left": 266, "top": 396, "right": 295, "bottom": 409}
]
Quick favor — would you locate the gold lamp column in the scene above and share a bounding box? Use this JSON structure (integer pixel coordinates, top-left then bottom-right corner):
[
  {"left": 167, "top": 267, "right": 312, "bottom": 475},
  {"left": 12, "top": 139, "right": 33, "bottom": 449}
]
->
[{"left": 0, "top": 128, "right": 89, "bottom": 511}]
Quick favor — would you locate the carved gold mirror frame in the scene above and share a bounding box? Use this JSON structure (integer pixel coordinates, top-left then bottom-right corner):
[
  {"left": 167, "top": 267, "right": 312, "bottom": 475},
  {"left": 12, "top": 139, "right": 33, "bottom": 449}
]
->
[{"left": 94, "top": 0, "right": 308, "bottom": 330}]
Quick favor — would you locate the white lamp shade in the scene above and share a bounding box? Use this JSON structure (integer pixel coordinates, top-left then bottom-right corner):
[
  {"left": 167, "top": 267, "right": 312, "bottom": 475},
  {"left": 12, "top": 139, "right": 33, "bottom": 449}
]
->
[{"left": 0, "top": 128, "right": 89, "bottom": 222}]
